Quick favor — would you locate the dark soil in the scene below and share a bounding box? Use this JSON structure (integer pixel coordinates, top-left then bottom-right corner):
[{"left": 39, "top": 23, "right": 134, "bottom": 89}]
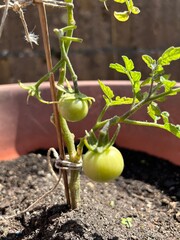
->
[{"left": 0, "top": 148, "right": 180, "bottom": 240}]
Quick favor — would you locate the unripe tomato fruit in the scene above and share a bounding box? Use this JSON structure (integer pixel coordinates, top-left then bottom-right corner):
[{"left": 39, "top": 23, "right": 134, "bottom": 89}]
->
[
  {"left": 58, "top": 95, "right": 89, "bottom": 122},
  {"left": 83, "top": 146, "right": 124, "bottom": 182}
]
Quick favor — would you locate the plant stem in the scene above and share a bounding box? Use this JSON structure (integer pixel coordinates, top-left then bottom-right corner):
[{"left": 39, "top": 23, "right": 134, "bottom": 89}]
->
[
  {"left": 64, "top": 0, "right": 81, "bottom": 209},
  {"left": 35, "top": 59, "right": 63, "bottom": 88},
  {"left": 123, "top": 119, "right": 165, "bottom": 129},
  {"left": 36, "top": 1, "right": 70, "bottom": 207},
  {"left": 59, "top": 116, "right": 77, "bottom": 160},
  {"left": 69, "top": 170, "right": 81, "bottom": 209}
]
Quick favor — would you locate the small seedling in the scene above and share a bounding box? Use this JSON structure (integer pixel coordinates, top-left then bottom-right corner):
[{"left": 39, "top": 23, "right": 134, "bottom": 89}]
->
[{"left": 121, "top": 217, "right": 133, "bottom": 228}]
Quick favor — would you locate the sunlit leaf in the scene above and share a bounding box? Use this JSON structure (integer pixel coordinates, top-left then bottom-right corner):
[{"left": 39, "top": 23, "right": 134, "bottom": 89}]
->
[
  {"left": 114, "top": 11, "right": 130, "bottom": 22},
  {"left": 142, "top": 55, "right": 156, "bottom": 70},
  {"left": 121, "top": 217, "right": 133, "bottom": 228},
  {"left": 109, "top": 63, "right": 126, "bottom": 74},
  {"left": 98, "top": 80, "right": 114, "bottom": 100},
  {"left": 131, "top": 6, "right": 140, "bottom": 14},
  {"left": 122, "top": 56, "right": 134, "bottom": 71},
  {"left": 109, "top": 96, "right": 136, "bottom": 106},
  {"left": 160, "top": 76, "right": 176, "bottom": 93},
  {"left": 158, "top": 46, "right": 180, "bottom": 66},
  {"left": 161, "top": 111, "right": 169, "bottom": 124},
  {"left": 130, "top": 71, "right": 141, "bottom": 82},
  {"left": 114, "top": 0, "right": 126, "bottom": 3},
  {"left": 147, "top": 102, "right": 161, "bottom": 123},
  {"left": 164, "top": 123, "right": 180, "bottom": 138}
]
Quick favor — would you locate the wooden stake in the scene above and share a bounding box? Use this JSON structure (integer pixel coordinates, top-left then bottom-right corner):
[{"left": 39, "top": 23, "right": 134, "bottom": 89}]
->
[{"left": 36, "top": 0, "right": 71, "bottom": 207}]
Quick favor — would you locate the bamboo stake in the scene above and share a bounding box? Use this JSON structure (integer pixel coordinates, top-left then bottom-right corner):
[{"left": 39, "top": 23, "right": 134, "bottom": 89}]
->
[{"left": 36, "top": 0, "right": 71, "bottom": 207}]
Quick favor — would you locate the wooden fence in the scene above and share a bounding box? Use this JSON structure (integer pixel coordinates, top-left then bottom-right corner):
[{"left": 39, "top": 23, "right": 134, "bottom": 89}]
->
[{"left": 0, "top": 0, "right": 180, "bottom": 84}]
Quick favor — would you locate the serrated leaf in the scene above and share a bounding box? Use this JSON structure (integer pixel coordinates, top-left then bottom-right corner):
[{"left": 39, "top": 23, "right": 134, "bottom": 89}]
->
[
  {"left": 147, "top": 102, "right": 161, "bottom": 123},
  {"left": 131, "top": 6, "right": 140, "bottom": 14},
  {"left": 164, "top": 123, "right": 180, "bottom": 138},
  {"left": 130, "top": 71, "right": 141, "bottom": 82},
  {"left": 142, "top": 55, "right": 156, "bottom": 70},
  {"left": 122, "top": 56, "right": 134, "bottom": 71},
  {"left": 154, "top": 65, "right": 164, "bottom": 76},
  {"left": 160, "top": 76, "right": 176, "bottom": 93},
  {"left": 158, "top": 46, "right": 180, "bottom": 66},
  {"left": 109, "top": 63, "right": 127, "bottom": 74},
  {"left": 161, "top": 111, "right": 169, "bottom": 124},
  {"left": 129, "top": 71, "right": 141, "bottom": 95},
  {"left": 98, "top": 80, "right": 114, "bottom": 100},
  {"left": 114, "top": 11, "right": 130, "bottom": 22},
  {"left": 103, "top": 95, "right": 111, "bottom": 105},
  {"left": 109, "top": 96, "right": 136, "bottom": 106}
]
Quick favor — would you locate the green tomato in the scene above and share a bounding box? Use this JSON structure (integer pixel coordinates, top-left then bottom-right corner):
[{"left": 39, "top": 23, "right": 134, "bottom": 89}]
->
[
  {"left": 58, "top": 95, "right": 89, "bottom": 122},
  {"left": 83, "top": 146, "right": 124, "bottom": 182}
]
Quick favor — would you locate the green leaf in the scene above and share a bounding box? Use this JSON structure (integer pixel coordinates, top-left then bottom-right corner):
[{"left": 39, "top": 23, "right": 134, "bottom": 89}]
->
[
  {"left": 98, "top": 80, "right": 114, "bottom": 100},
  {"left": 114, "top": 11, "right": 130, "bottom": 22},
  {"left": 135, "top": 91, "right": 149, "bottom": 101},
  {"left": 121, "top": 217, "right": 133, "bottom": 228},
  {"left": 161, "top": 111, "right": 169, "bottom": 124},
  {"left": 130, "top": 71, "right": 141, "bottom": 82},
  {"left": 122, "top": 56, "right": 134, "bottom": 71},
  {"left": 158, "top": 46, "right": 180, "bottom": 66},
  {"left": 130, "top": 71, "right": 141, "bottom": 94},
  {"left": 102, "top": 95, "right": 111, "bottom": 105},
  {"left": 84, "top": 129, "right": 98, "bottom": 151},
  {"left": 126, "top": 0, "right": 140, "bottom": 14},
  {"left": 109, "top": 63, "right": 126, "bottom": 74},
  {"left": 142, "top": 55, "right": 156, "bottom": 70},
  {"left": 160, "top": 76, "right": 176, "bottom": 93},
  {"left": 127, "top": 0, "right": 133, "bottom": 11},
  {"left": 114, "top": 0, "right": 126, "bottom": 3},
  {"left": 131, "top": 6, "right": 140, "bottom": 14},
  {"left": 164, "top": 123, "right": 180, "bottom": 138},
  {"left": 147, "top": 102, "right": 161, "bottom": 123},
  {"left": 97, "top": 117, "right": 121, "bottom": 153},
  {"left": 109, "top": 96, "right": 137, "bottom": 106}
]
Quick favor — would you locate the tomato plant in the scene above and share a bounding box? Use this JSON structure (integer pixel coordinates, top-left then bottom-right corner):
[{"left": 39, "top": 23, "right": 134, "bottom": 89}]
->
[
  {"left": 1, "top": 0, "right": 180, "bottom": 210},
  {"left": 83, "top": 146, "right": 124, "bottom": 182}
]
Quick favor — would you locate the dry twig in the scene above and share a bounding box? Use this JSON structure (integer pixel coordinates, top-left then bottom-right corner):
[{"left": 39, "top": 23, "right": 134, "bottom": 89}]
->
[{"left": 0, "top": 0, "right": 72, "bottom": 47}]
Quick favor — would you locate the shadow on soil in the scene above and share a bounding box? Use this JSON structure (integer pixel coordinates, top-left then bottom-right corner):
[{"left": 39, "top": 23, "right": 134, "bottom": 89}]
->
[
  {"left": 1, "top": 204, "right": 118, "bottom": 240},
  {"left": 119, "top": 148, "right": 180, "bottom": 201}
]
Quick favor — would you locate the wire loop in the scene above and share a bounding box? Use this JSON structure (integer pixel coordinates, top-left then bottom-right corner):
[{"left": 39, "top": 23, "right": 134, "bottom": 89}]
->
[
  {"left": 47, "top": 148, "right": 82, "bottom": 172},
  {"left": 55, "top": 155, "right": 82, "bottom": 171}
]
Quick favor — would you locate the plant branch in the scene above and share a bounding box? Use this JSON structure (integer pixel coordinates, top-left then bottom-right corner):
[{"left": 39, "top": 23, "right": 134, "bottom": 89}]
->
[{"left": 122, "top": 119, "right": 165, "bottom": 129}]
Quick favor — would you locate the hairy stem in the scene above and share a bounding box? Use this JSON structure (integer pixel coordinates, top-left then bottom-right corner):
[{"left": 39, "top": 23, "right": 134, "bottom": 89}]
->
[
  {"left": 69, "top": 170, "right": 81, "bottom": 209},
  {"left": 65, "top": 0, "right": 81, "bottom": 209}
]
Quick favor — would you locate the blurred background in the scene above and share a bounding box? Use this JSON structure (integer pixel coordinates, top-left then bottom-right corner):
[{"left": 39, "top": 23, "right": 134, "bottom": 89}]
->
[{"left": 0, "top": 0, "right": 180, "bottom": 84}]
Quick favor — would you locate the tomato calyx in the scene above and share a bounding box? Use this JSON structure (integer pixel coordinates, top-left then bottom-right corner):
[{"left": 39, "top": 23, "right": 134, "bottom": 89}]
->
[
  {"left": 56, "top": 83, "right": 95, "bottom": 105},
  {"left": 59, "top": 92, "right": 94, "bottom": 107},
  {"left": 84, "top": 116, "right": 121, "bottom": 153}
]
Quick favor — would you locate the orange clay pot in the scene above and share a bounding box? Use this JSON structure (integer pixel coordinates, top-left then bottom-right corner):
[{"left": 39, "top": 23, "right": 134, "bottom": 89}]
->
[{"left": 0, "top": 81, "right": 179, "bottom": 165}]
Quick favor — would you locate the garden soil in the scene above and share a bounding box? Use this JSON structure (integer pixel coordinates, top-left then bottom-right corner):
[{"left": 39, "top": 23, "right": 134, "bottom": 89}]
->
[{"left": 0, "top": 148, "right": 180, "bottom": 240}]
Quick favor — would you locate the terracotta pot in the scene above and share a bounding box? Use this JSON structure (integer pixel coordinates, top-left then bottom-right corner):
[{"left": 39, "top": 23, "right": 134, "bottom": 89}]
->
[{"left": 0, "top": 81, "right": 179, "bottom": 165}]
